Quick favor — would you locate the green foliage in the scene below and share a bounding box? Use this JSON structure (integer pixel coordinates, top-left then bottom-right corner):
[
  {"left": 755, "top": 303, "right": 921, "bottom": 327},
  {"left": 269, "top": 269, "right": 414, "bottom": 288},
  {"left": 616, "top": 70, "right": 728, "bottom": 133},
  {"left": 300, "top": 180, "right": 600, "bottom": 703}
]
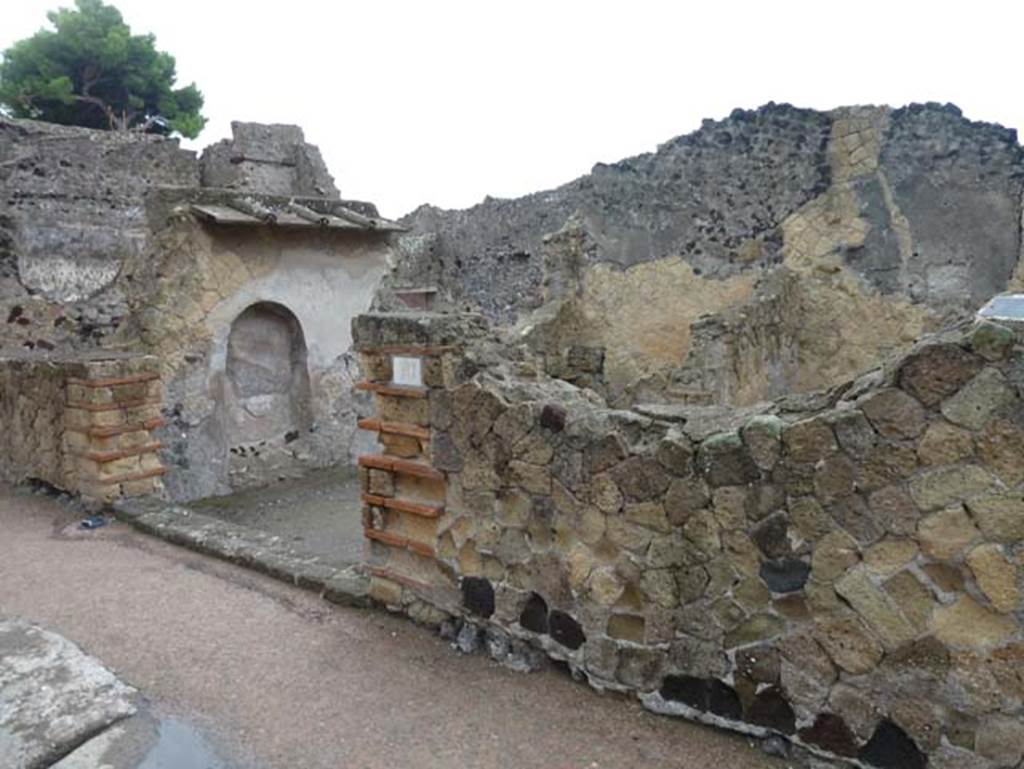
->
[{"left": 0, "top": 0, "right": 206, "bottom": 138}]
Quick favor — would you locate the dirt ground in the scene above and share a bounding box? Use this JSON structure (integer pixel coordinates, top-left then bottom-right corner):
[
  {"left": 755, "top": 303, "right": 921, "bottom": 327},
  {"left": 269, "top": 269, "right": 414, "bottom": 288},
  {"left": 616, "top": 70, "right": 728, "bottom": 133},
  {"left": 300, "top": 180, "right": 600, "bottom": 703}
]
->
[{"left": 0, "top": 483, "right": 783, "bottom": 769}]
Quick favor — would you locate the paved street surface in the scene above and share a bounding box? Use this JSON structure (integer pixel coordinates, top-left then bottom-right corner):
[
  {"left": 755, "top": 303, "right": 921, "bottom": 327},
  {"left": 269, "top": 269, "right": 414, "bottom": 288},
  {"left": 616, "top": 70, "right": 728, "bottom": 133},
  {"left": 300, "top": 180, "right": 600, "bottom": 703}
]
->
[{"left": 0, "top": 484, "right": 782, "bottom": 769}]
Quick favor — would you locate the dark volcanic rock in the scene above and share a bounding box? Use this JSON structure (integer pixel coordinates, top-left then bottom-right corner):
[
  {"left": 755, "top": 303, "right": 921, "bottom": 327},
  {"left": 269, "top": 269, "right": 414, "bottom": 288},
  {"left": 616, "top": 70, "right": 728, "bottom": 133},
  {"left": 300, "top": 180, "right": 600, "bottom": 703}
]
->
[
  {"left": 858, "top": 719, "right": 927, "bottom": 769},
  {"left": 746, "top": 686, "right": 796, "bottom": 734},
  {"left": 548, "top": 610, "right": 585, "bottom": 650},
  {"left": 519, "top": 592, "right": 549, "bottom": 634},
  {"left": 462, "top": 577, "right": 495, "bottom": 618},
  {"left": 799, "top": 713, "right": 859, "bottom": 757},
  {"left": 759, "top": 558, "right": 811, "bottom": 593}
]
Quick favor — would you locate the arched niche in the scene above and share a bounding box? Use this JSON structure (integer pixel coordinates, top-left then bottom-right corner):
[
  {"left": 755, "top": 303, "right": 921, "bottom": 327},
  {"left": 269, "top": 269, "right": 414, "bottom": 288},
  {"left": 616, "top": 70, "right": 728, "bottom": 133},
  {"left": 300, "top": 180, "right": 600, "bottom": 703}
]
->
[{"left": 224, "top": 302, "right": 312, "bottom": 445}]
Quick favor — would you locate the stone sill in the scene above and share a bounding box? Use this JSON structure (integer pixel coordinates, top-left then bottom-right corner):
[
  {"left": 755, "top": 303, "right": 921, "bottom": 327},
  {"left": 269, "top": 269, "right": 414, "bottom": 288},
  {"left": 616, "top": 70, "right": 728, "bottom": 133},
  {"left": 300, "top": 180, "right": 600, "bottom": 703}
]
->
[{"left": 112, "top": 499, "right": 370, "bottom": 609}]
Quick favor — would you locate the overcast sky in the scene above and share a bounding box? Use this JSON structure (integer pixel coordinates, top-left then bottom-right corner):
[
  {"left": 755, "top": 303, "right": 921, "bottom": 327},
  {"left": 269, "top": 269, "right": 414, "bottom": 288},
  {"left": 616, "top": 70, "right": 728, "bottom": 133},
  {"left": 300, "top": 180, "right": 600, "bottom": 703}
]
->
[{"left": 4, "top": 1, "right": 1023, "bottom": 218}]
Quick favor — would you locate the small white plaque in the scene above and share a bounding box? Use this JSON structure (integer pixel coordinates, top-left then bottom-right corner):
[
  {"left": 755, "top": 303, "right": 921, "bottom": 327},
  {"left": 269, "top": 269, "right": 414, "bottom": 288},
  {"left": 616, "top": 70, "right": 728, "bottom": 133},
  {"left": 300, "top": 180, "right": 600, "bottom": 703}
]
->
[
  {"left": 979, "top": 294, "right": 1024, "bottom": 321},
  {"left": 392, "top": 355, "right": 423, "bottom": 387}
]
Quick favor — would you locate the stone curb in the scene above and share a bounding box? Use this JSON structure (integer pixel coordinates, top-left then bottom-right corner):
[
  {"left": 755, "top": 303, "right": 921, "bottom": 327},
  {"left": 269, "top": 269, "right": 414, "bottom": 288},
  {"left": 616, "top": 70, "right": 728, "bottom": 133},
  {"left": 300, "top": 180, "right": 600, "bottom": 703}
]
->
[{"left": 112, "top": 498, "right": 371, "bottom": 608}]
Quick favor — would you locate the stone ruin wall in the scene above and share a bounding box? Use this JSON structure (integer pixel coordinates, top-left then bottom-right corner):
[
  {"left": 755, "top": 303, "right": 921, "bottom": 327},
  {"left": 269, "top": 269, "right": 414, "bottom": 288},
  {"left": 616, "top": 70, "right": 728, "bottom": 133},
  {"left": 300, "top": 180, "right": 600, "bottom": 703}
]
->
[
  {"left": 0, "top": 352, "right": 164, "bottom": 503},
  {"left": 0, "top": 117, "right": 397, "bottom": 501},
  {"left": 354, "top": 311, "right": 1024, "bottom": 769},
  {"left": 392, "top": 103, "right": 1024, "bottom": 409},
  {"left": 0, "top": 117, "right": 198, "bottom": 351}
]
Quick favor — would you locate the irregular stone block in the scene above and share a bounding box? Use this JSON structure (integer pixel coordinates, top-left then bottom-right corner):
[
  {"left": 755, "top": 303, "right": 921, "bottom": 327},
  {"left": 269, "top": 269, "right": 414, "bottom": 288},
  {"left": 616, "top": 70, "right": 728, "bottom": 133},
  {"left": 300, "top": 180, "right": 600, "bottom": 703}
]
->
[
  {"left": 835, "top": 565, "right": 915, "bottom": 649},
  {"left": 740, "top": 415, "right": 783, "bottom": 470},
  {"left": 888, "top": 696, "right": 943, "bottom": 752},
  {"left": 710, "top": 486, "right": 747, "bottom": 530},
  {"left": 675, "top": 566, "right": 711, "bottom": 604},
  {"left": 976, "top": 419, "right": 1024, "bottom": 486},
  {"left": 813, "top": 453, "right": 857, "bottom": 502},
  {"left": 883, "top": 571, "right": 934, "bottom": 634},
  {"left": 655, "top": 430, "right": 694, "bottom": 476},
  {"left": 659, "top": 674, "right": 707, "bottom": 709},
  {"left": 909, "top": 465, "right": 995, "bottom": 511},
  {"left": 811, "top": 530, "right": 861, "bottom": 583},
  {"left": 897, "top": 343, "right": 983, "bottom": 407},
  {"left": 918, "top": 505, "right": 982, "bottom": 560},
  {"left": 759, "top": 558, "right": 811, "bottom": 594},
  {"left": 779, "top": 658, "right": 829, "bottom": 721},
  {"left": 929, "top": 744, "right": 996, "bottom": 769},
  {"left": 696, "top": 432, "right": 759, "bottom": 487},
  {"left": 616, "top": 647, "right": 664, "bottom": 691},
  {"left": 882, "top": 636, "right": 951, "bottom": 682},
  {"left": 539, "top": 403, "right": 567, "bottom": 431},
  {"left": 681, "top": 509, "right": 721, "bottom": 558},
  {"left": 513, "top": 431, "right": 556, "bottom": 465},
  {"left": 813, "top": 616, "right": 883, "bottom": 674},
  {"left": 710, "top": 597, "right": 745, "bottom": 631},
  {"left": 921, "top": 562, "right": 964, "bottom": 594},
  {"left": 858, "top": 719, "right": 927, "bottom": 769},
  {"left": 462, "top": 576, "right": 496, "bottom": 618},
  {"left": 640, "top": 569, "right": 678, "bottom": 609},
  {"left": 966, "top": 492, "right": 1024, "bottom": 542},
  {"left": 798, "top": 713, "right": 859, "bottom": 757},
  {"left": 609, "top": 456, "right": 671, "bottom": 501},
  {"left": 861, "top": 388, "right": 927, "bottom": 439},
  {"left": 525, "top": 553, "right": 572, "bottom": 607},
  {"left": 606, "top": 613, "right": 644, "bottom": 643},
  {"left": 976, "top": 714, "right": 1024, "bottom": 767},
  {"left": 706, "top": 679, "right": 743, "bottom": 719},
  {"left": 751, "top": 513, "right": 790, "bottom": 558},
  {"left": 830, "top": 494, "right": 883, "bottom": 545},
  {"left": 507, "top": 460, "right": 551, "bottom": 495},
  {"left": 917, "top": 420, "right": 975, "bottom": 466},
  {"left": 657, "top": 675, "right": 741, "bottom": 720},
  {"left": 745, "top": 686, "right": 796, "bottom": 734},
  {"left": 735, "top": 645, "right": 780, "bottom": 685},
  {"left": 663, "top": 476, "right": 710, "bottom": 524},
  {"left": 831, "top": 410, "right": 877, "bottom": 459},
  {"left": 863, "top": 538, "right": 918, "bottom": 577},
  {"left": 587, "top": 566, "right": 624, "bottom": 607},
  {"left": 828, "top": 683, "right": 880, "bottom": 742},
  {"left": 965, "top": 544, "right": 1020, "bottom": 613},
  {"left": 858, "top": 443, "right": 919, "bottom": 492},
  {"left": 548, "top": 610, "right": 586, "bottom": 649},
  {"left": 565, "top": 543, "right": 596, "bottom": 590},
  {"left": 606, "top": 516, "right": 654, "bottom": 553},
  {"left": 783, "top": 418, "right": 837, "bottom": 464},
  {"left": 778, "top": 628, "right": 837, "bottom": 683},
  {"left": 584, "top": 434, "right": 628, "bottom": 475},
  {"left": 941, "top": 368, "right": 1018, "bottom": 431},
  {"left": 931, "top": 595, "right": 1016, "bottom": 649},
  {"left": 582, "top": 637, "right": 618, "bottom": 680},
  {"left": 723, "top": 613, "right": 785, "bottom": 648},
  {"left": 969, "top": 320, "right": 1016, "bottom": 362},
  {"left": 625, "top": 501, "right": 670, "bottom": 533},
  {"left": 788, "top": 496, "right": 833, "bottom": 542},
  {"left": 733, "top": 576, "right": 771, "bottom": 612}
]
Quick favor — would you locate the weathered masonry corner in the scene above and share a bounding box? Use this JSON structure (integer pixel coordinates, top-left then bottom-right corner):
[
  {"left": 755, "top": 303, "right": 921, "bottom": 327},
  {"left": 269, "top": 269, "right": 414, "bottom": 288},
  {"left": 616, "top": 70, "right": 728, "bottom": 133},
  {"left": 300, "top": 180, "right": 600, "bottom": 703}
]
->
[
  {"left": 0, "top": 353, "right": 165, "bottom": 504},
  {"left": 353, "top": 313, "right": 488, "bottom": 613}
]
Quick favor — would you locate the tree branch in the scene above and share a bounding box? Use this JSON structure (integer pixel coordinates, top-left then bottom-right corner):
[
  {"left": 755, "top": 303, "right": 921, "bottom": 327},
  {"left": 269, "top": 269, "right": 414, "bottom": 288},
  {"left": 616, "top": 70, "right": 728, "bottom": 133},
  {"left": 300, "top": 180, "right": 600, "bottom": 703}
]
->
[{"left": 71, "top": 93, "right": 117, "bottom": 130}]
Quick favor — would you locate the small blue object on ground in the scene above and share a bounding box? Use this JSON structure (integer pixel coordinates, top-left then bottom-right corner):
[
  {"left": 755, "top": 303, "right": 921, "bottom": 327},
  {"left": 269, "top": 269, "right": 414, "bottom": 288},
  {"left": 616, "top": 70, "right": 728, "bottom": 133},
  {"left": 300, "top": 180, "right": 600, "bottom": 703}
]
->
[{"left": 80, "top": 515, "right": 108, "bottom": 530}]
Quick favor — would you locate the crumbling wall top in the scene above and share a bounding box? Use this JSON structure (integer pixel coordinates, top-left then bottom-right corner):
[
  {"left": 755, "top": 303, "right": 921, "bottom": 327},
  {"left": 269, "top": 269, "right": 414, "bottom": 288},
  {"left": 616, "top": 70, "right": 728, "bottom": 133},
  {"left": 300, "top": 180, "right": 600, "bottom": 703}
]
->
[{"left": 200, "top": 121, "right": 340, "bottom": 198}]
